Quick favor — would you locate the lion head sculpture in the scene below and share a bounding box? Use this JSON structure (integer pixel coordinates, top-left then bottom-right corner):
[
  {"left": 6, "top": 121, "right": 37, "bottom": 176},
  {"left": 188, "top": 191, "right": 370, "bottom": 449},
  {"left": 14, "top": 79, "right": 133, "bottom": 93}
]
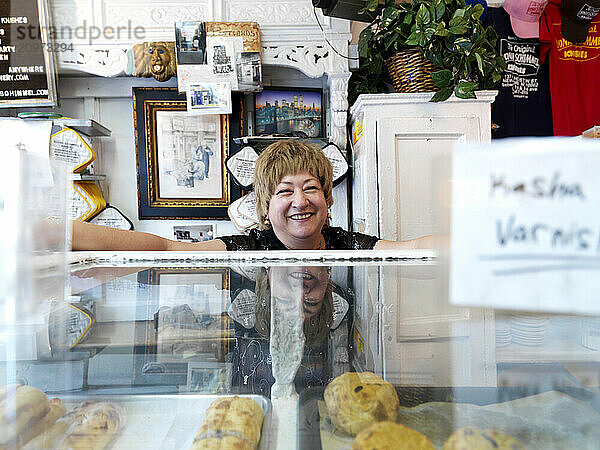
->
[{"left": 132, "top": 42, "right": 177, "bottom": 82}]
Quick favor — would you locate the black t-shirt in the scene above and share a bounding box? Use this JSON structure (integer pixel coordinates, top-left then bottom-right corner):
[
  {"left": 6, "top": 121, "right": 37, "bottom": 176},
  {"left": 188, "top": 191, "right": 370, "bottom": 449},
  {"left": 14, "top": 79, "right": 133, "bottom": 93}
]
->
[
  {"left": 218, "top": 226, "right": 379, "bottom": 251},
  {"left": 485, "top": 7, "right": 553, "bottom": 138}
]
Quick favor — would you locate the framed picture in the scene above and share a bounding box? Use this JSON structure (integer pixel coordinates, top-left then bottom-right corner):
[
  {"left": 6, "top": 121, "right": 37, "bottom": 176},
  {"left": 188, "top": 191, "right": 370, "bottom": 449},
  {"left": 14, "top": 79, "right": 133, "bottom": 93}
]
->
[
  {"left": 173, "top": 224, "right": 215, "bottom": 242},
  {"left": 133, "top": 87, "right": 241, "bottom": 219},
  {"left": 254, "top": 87, "right": 324, "bottom": 138},
  {"left": 149, "top": 268, "right": 229, "bottom": 312},
  {"left": 186, "top": 362, "right": 232, "bottom": 393}
]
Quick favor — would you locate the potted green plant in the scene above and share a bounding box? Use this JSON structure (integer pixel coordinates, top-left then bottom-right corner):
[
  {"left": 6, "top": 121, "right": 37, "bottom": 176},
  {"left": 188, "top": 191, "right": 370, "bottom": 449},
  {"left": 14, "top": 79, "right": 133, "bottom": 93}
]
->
[{"left": 351, "top": 0, "right": 506, "bottom": 102}]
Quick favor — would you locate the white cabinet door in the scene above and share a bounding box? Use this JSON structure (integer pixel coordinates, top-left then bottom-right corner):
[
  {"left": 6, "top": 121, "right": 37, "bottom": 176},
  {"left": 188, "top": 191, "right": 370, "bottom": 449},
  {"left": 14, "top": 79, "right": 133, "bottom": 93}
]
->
[{"left": 378, "top": 116, "right": 482, "bottom": 241}]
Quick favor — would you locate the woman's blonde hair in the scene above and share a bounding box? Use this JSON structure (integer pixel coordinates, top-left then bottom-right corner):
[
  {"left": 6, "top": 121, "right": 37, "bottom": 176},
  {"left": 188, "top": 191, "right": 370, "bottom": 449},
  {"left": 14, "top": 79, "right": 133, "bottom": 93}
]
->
[{"left": 254, "top": 140, "right": 333, "bottom": 230}]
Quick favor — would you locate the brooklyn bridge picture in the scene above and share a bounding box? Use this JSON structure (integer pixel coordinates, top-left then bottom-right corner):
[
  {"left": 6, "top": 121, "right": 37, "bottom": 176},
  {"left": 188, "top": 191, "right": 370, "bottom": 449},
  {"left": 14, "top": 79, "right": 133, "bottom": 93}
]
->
[{"left": 255, "top": 88, "right": 323, "bottom": 137}]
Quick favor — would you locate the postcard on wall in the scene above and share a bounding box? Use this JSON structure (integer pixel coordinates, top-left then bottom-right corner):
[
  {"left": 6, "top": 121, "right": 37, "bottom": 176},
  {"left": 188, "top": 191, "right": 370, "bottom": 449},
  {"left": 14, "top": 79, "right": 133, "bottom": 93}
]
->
[
  {"left": 186, "top": 82, "right": 232, "bottom": 115},
  {"left": 236, "top": 52, "right": 262, "bottom": 91},
  {"left": 207, "top": 37, "right": 242, "bottom": 91},
  {"left": 175, "top": 22, "right": 208, "bottom": 65},
  {"left": 176, "top": 22, "right": 262, "bottom": 93}
]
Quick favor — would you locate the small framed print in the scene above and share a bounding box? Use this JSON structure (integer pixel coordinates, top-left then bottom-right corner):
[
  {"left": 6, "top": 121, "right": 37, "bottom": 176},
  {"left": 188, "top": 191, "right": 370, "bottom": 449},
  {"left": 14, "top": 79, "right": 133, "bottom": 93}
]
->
[
  {"left": 186, "top": 362, "right": 232, "bottom": 393},
  {"left": 254, "top": 87, "right": 324, "bottom": 138},
  {"left": 133, "top": 87, "right": 242, "bottom": 219},
  {"left": 173, "top": 224, "right": 215, "bottom": 242}
]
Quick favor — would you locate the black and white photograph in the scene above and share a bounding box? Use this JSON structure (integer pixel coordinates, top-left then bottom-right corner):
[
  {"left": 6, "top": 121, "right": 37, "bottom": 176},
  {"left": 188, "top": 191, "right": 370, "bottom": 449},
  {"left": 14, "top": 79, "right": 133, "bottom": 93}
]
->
[
  {"left": 236, "top": 52, "right": 262, "bottom": 91},
  {"left": 207, "top": 36, "right": 242, "bottom": 90},
  {"left": 173, "top": 224, "right": 215, "bottom": 243},
  {"left": 155, "top": 111, "right": 223, "bottom": 198}
]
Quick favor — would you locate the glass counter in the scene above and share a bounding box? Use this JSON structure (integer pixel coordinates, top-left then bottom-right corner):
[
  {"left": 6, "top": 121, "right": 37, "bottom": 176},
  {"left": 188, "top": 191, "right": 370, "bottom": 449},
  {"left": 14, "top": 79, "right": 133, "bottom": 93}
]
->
[{"left": 1, "top": 251, "right": 599, "bottom": 449}]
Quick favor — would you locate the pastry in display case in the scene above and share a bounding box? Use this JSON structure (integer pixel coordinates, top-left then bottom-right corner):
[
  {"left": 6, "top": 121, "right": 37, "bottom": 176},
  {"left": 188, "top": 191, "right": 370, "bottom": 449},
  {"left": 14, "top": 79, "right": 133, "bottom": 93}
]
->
[
  {"left": 324, "top": 371, "right": 399, "bottom": 435},
  {"left": 352, "top": 422, "right": 434, "bottom": 450},
  {"left": 1, "top": 253, "right": 600, "bottom": 449},
  {"left": 190, "top": 396, "right": 264, "bottom": 449}
]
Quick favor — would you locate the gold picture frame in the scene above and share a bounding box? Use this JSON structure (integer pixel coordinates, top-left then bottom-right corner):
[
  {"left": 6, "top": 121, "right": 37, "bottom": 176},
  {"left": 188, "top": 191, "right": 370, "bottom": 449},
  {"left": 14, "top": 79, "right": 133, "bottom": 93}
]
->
[{"left": 133, "top": 87, "right": 241, "bottom": 219}]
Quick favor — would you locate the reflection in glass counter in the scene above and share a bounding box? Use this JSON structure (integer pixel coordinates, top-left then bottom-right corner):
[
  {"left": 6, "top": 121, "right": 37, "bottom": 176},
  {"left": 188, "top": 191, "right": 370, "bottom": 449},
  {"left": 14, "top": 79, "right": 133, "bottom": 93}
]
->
[{"left": 1, "top": 256, "right": 600, "bottom": 449}]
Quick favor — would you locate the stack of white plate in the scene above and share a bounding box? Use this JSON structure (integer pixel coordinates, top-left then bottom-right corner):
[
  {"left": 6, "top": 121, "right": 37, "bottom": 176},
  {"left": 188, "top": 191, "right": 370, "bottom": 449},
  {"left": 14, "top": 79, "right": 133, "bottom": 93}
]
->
[
  {"left": 580, "top": 318, "right": 600, "bottom": 350},
  {"left": 510, "top": 314, "right": 548, "bottom": 346},
  {"left": 495, "top": 317, "right": 512, "bottom": 347}
]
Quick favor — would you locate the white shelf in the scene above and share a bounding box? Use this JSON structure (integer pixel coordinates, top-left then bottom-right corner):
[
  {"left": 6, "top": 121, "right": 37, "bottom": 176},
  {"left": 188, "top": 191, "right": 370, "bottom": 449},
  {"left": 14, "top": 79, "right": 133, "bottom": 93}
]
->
[
  {"left": 71, "top": 174, "right": 106, "bottom": 181},
  {"left": 52, "top": 119, "right": 111, "bottom": 137}
]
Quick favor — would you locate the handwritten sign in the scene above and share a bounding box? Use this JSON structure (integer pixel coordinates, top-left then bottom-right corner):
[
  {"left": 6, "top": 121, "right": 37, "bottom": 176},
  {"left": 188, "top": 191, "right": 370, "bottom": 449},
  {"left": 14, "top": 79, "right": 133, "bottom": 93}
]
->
[
  {"left": 450, "top": 138, "right": 600, "bottom": 315},
  {"left": 0, "top": 0, "right": 58, "bottom": 107}
]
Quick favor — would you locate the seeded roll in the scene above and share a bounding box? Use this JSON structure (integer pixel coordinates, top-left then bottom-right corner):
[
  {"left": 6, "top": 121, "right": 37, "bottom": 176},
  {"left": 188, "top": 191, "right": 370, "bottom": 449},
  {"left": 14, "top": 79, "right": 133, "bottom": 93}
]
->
[
  {"left": 324, "top": 372, "right": 399, "bottom": 436},
  {"left": 352, "top": 421, "right": 435, "bottom": 450}
]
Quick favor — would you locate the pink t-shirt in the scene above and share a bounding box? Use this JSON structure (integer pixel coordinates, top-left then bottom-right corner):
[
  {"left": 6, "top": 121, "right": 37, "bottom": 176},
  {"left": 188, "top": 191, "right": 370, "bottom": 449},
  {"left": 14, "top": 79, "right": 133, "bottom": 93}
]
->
[{"left": 539, "top": 0, "right": 600, "bottom": 136}]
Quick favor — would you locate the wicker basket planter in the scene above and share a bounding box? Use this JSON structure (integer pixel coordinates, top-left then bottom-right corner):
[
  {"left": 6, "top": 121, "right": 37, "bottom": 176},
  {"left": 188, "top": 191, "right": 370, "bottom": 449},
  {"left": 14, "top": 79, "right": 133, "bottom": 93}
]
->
[{"left": 386, "top": 49, "right": 436, "bottom": 93}]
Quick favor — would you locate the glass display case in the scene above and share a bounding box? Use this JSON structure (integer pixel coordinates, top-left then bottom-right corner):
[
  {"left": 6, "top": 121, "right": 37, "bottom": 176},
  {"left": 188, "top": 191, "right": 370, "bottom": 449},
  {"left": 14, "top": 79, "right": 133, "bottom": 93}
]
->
[{"left": 1, "top": 251, "right": 599, "bottom": 449}]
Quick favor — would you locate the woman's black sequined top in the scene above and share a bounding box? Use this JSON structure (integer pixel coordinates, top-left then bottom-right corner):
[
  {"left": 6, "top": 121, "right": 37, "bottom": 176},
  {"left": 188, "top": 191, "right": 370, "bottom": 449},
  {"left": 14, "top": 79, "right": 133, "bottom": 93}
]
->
[{"left": 219, "top": 226, "right": 379, "bottom": 251}]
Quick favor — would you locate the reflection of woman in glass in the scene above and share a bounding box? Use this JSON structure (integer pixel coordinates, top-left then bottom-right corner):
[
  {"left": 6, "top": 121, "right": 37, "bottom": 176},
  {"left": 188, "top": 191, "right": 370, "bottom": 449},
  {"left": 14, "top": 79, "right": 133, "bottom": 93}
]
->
[
  {"left": 230, "top": 266, "right": 338, "bottom": 397},
  {"left": 254, "top": 266, "right": 333, "bottom": 346}
]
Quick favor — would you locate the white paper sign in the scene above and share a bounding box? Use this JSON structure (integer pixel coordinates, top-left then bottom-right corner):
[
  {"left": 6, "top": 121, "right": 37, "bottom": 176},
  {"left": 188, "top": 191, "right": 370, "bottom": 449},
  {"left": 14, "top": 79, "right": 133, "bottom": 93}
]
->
[{"left": 450, "top": 137, "right": 600, "bottom": 315}]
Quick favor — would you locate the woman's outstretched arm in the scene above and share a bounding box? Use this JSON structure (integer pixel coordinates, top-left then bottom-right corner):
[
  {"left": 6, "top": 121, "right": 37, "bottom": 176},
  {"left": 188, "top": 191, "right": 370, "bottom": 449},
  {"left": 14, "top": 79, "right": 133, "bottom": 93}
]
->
[
  {"left": 373, "top": 234, "right": 435, "bottom": 250},
  {"left": 72, "top": 221, "right": 227, "bottom": 251}
]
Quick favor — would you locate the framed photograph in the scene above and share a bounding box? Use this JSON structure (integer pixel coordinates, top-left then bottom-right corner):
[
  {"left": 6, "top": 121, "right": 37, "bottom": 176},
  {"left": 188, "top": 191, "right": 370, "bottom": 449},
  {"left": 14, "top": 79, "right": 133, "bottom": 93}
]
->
[
  {"left": 254, "top": 87, "right": 324, "bottom": 138},
  {"left": 136, "top": 268, "right": 233, "bottom": 363},
  {"left": 173, "top": 224, "right": 215, "bottom": 242},
  {"left": 133, "top": 87, "right": 241, "bottom": 219}
]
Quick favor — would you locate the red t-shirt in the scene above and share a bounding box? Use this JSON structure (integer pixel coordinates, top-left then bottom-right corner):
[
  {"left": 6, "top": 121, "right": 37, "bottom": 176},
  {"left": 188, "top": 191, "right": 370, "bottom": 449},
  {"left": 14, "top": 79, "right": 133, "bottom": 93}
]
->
[{"left": 539, "top": 0, "right": 600, "bottom": 136}]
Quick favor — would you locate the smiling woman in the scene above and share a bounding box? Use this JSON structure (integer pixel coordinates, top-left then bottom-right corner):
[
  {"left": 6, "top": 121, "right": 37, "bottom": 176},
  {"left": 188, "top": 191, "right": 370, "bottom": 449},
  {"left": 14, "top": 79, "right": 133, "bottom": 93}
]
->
[{"left": 72, "top": 139, "right": 432, "bottom": 251}]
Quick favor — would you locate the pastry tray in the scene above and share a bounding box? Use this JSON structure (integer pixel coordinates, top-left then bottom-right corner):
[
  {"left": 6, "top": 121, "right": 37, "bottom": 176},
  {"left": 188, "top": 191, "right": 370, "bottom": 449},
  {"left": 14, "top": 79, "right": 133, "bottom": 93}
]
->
[
  {"left": 56, "top": 393, "right": 272, "bottom": 449},
  {"left": 297, "top": 385, "right": 600, "bottom": 450}
]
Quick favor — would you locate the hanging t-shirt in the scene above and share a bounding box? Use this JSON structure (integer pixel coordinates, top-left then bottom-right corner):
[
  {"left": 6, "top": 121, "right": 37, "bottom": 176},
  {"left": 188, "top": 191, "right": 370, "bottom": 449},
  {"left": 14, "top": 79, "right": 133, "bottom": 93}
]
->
[
  {"left": 485, "top": 7, "right": 553, "bottom": 138},
  {"left": 539, "top": 0, "right": 600, "bottom": 136}
]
